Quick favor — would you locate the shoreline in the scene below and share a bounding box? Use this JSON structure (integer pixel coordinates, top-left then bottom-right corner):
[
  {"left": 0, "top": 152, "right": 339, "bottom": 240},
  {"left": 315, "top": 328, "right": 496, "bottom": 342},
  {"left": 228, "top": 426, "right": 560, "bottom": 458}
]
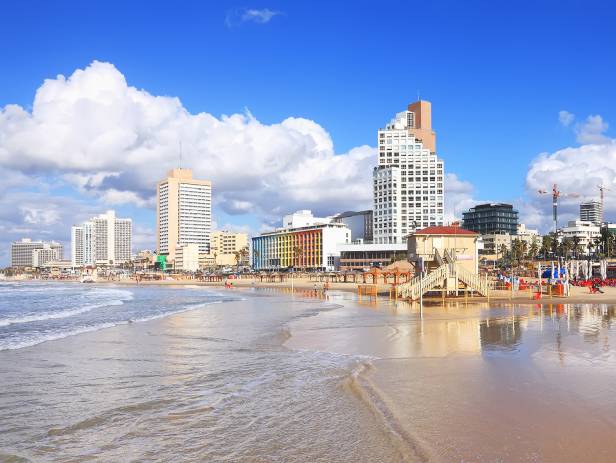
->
[
  {"left": 23, "top": 276, "right": 616, "bottom": 306},
  {"left": 4, "top": 282, "right": 616, "bottom": 461}
]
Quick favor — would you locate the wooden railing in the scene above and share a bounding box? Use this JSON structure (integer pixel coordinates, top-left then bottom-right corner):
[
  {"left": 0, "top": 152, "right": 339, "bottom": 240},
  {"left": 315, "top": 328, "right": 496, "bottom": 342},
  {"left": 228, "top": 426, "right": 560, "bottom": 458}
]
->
[
  {"left": 455, "top": 265, "right": 489, "bottom": 296},
  {"left": 397, "top": 263, "right": 449, "bottom": 300}
]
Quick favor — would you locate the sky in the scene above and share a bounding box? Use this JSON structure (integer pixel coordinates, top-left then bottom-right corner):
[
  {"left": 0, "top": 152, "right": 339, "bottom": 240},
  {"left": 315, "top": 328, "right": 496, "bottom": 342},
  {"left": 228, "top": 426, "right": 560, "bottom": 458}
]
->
[{"left": 1, "top": 0, "right": 616, "bottom": 265}]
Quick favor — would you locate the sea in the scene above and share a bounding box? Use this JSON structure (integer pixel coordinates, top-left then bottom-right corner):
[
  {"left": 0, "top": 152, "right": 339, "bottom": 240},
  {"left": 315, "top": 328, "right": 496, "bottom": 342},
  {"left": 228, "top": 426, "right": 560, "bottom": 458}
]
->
[{"left": 2, "top": 281, "right": 616, "bottom": 462}]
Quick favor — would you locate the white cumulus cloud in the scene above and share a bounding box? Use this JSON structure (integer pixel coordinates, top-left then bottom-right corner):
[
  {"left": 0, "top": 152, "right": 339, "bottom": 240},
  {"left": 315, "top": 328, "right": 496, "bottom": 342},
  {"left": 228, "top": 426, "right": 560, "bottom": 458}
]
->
[
  {"left": 443, "top": 173, "right": 480, "bottom": 223},
  {"left": 575, "top": 114, "right": 609, "bottom": 144},
  {"left": 525, "top": 138, "right": 616, "bottom": 230},
  {"left": 0, "top": 61, "right": 377, "bottom": 225}
]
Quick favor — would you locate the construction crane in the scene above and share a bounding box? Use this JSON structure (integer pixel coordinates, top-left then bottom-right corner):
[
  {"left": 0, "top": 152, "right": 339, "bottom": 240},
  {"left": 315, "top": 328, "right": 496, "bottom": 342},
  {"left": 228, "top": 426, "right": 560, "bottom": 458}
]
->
[
  {"left": 598, "top": 184, "right": 611, "bottom": 223},
  {"left": 538, "top": 184, "right": 580, "bottom": 234}
]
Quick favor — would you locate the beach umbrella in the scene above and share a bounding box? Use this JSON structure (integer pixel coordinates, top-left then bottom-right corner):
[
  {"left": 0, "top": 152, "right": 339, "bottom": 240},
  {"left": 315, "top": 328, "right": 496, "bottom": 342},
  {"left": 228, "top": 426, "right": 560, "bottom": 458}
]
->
[
  {"left": 564, "top": 262, "right": 570, "bottom": 296},
  {"left": 601, "top": 260, "right": 607, "bottom": 280}
]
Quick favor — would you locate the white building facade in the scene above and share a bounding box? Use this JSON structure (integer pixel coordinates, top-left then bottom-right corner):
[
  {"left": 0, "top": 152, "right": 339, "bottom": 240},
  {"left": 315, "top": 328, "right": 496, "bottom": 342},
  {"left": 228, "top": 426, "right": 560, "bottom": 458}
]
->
[
  {"left": 282, "top": 210, "right": 331, "bottom": 228},
  {"left": 33, "top": 246, "right": 62, "bottom": 268},
  {"left": 71, "top": 210, "right": 132, "bottom": 267},
  {"left": 559, "top": 220, "right": 601, "bottom": 255},
  {"left": 175, "top": 243, "right": 200, "bottom": 272},
  {"left": 374, "top": 101, "right": 444, "bottom": 244},
  {"left": 11, "top": 239, "right": 63, "bottom": 268}
]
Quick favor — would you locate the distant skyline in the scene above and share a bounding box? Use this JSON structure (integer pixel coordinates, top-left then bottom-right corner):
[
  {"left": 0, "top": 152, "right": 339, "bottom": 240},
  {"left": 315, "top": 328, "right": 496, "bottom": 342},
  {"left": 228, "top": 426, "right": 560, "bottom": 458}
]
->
[{"left": 1, "top": 0, "right": 616, "bottom": 264}]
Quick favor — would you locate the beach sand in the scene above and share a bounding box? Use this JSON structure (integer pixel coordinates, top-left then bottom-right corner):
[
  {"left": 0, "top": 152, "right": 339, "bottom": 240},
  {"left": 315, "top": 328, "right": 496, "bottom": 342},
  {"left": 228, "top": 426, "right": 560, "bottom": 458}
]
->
[
  {"left": 103, "top": 275, "right": 616, "bottom": 306},
  {"left": 286, "top": 297, "right": 616, "bottom": 462}
]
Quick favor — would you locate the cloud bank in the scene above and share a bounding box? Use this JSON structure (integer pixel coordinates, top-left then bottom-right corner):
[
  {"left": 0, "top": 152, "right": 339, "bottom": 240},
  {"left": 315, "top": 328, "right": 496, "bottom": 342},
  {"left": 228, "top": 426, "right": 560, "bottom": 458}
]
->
[
  {"left": 0, "top": 61, "right": 375, "bottom": 224},
  {"left": 0, "top": 61, "right": 389, "bottom": 263},
  {"left": 524, "top": 112, "right": 616, "bottom": 230}
]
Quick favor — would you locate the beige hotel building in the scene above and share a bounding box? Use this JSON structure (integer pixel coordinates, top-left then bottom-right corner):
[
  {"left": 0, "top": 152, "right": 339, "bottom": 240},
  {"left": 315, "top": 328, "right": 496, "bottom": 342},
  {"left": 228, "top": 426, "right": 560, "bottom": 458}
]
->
[
  {"left": 157, "top": 168, "right": 212, "bottom": 263},
  {"left": 209, "top": 230, "right": 249, "bottom": 266}
]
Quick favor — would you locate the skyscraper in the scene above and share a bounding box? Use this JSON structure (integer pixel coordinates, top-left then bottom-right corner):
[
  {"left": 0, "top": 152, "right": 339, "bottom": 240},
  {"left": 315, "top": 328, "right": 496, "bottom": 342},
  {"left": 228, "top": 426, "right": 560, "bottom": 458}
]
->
[
  {"left": 373, "top": 100, "right": 445, "bottom": 244},
  {"left": 580, "top": 200, "right": 602, "bottom": 226},
  {"left": 71, "top": 210, "right": 132, "bottom": 266},
  {"left": 157, "top": 168, "right": 212, "bottom": 262}
]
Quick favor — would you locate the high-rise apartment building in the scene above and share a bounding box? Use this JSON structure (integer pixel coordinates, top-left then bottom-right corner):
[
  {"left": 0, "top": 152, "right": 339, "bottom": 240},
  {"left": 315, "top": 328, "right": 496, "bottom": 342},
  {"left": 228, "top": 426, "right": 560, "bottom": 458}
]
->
[
  {"left": 580, "top": 200, "right": 602, "bottom": 226},
  {"left": 11, "top": 239, "right": 63, "bottom": 268},
  {"left": 157, "top": 168, "right": 212, "bottom": 262},
  {"left": 71, "top": 210, "right": 132, "bottom": 266},
  {"left": 374, "top": 100, "right": 444, "bottom": 244}
]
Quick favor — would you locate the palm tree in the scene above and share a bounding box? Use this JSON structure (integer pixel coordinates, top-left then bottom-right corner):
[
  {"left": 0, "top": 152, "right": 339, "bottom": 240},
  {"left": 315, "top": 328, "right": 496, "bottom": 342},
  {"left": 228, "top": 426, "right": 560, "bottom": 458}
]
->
[
  {"left": 239, "top": 246, "right": 249, "bottom": 268},
  {"left": 233, "top": 251, "right": 241, "bottom": 272},
  {"left": 511, "top": 239, "right": 525, "bottom": 264},
  {"left": 572, "top": 236, "right": 581, "bottom": 259},
  {"left": 498, "top": 243, "right": 509, "bottom": 263},
  {"left": 541, "top": 235, "right": 553, "bottom": 259},
  {"left": 560, "top": 237, "right": 574, "bottom": 259},
  {"left": 587, "top": 241, "right": 594, "bottom": 257},
  {"left": 528, "top": 238, "right": 539, "bottom": 261}
]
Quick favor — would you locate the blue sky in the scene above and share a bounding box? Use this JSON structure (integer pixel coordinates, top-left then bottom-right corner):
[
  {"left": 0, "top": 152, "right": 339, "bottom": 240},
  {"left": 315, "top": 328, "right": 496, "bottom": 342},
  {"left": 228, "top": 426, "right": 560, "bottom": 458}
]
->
[{"left": 1, "top": 0, "right": 616, "bottom": 264}]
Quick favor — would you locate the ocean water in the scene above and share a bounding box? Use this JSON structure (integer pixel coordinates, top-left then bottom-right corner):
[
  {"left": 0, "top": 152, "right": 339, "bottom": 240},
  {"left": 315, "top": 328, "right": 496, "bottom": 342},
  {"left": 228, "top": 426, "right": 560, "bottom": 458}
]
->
[
  {"left": 0, "top": 283, "right": 400, "bottom": 462},
  {"left": 3, "top": 282, "right": 616, "bottom": 462},
  {"left": 0, "top": 282, "right": 235, "bottom": 351}
]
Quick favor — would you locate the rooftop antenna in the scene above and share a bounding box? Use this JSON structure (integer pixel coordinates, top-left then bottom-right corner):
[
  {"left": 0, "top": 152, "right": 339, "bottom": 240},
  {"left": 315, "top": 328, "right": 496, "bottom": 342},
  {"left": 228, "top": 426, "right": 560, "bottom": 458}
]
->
[
  {"left": 179, "top": 141, "right": 183, "bottom": 170},
  {"left": 417, "top": 90, "right": 421, "bottom": 102}
]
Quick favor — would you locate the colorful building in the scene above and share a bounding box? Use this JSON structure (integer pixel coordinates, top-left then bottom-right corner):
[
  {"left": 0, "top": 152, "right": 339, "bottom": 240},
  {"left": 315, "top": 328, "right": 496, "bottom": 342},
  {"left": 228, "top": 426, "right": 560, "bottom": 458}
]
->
[{"left": 252, "top": 223, "right": 351, "bottom": 271}]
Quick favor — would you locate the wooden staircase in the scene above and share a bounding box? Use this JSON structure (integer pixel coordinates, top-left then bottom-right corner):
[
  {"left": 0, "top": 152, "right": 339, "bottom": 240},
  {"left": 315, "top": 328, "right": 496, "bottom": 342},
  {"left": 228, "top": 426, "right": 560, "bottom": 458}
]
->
[
  {"left": 397, "top": 249, "right": 489, "bottom": 300},
  {"left": 397, "top": 263, "right": 449, "bottom": 300}
]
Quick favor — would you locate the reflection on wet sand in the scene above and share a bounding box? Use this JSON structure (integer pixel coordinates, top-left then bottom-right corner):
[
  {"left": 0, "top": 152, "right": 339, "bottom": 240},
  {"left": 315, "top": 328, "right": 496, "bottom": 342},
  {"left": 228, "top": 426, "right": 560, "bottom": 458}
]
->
[{"left": 286, "top": 294, "right": 616, "bottom": 462}]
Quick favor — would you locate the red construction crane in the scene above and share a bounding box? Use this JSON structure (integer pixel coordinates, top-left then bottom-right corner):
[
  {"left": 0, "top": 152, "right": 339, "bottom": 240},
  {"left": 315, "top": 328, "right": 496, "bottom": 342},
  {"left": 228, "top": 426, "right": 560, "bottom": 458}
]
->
[
  {"left": 538, "top": 184, "right": 580, "bottom": 234},
  {"left": 598, "top": 184, "right": 611, "bottom": 223}
]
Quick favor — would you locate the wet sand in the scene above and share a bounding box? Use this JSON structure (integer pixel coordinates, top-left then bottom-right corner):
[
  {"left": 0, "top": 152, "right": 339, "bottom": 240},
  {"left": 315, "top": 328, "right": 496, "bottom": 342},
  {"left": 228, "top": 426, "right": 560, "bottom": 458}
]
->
[
  {"left": 88, "top": 275, "right": 616, "bottom": 306},
  {"left": 286, "top": 299, "right": 616, "bottom": 462}
]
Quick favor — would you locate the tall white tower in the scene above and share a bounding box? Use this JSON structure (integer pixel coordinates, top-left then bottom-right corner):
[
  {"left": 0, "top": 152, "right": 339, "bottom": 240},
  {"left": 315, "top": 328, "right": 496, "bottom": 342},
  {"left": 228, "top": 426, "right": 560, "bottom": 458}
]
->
[
  {"left": 157, "top": 168, "right": 212, "bottom": 262},
  {"left": 373, "top": 100, "right": 445, "bottom": 244}
]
